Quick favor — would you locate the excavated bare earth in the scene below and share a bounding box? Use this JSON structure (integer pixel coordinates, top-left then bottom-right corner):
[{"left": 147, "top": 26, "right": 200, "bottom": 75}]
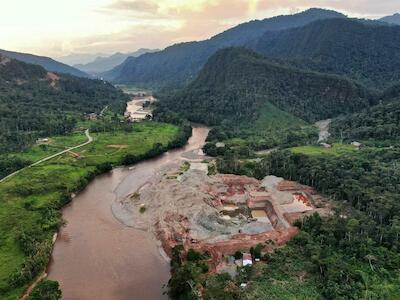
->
[{"left": 112, "top": 159, "right": 332, "bottom": 269}]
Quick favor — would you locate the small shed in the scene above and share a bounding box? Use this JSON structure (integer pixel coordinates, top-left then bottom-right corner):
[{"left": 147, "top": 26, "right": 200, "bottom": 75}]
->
[
  {"left": 242, "top": 253, "right": 253, "bottom": 266},
  {"left": 351, "top": 141, "right": 362, "bottom": 148}
]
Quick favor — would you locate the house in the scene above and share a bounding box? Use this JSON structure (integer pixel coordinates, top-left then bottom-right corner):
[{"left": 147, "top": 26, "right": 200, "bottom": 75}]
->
[
  {"left": 242, "top": 253, "right": 253, "bottom": 266},
  {"left": 351, "top": 141, "right": 362, "bottom": 149},
  {"left": 86, "top": 113, "right": 98, "bottom": 120},
  {"left": 36, "top": 138, "right": 49, "bottom": 144}
]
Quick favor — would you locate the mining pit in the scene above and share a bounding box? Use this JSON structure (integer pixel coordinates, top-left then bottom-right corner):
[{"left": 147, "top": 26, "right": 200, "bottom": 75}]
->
[{"left": 112, "top": 159, "right": 331, "bottom": 271}]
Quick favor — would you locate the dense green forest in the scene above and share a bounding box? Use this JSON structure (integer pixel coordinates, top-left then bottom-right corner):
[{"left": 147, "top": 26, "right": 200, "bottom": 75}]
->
[
  {"left": 252, "top": 18, "right": 400, "bottom": 89},
  {"left": 0, "top": 55, "right": 128, "bottom": 154},
  {"left": 155, "top": 48, "right": 372, "bottom": 125},
  {"left": 331, "top": 98, "right": 400, "bottom": 145},
  {"left": 103, "top": 9, "right": 344, "bottom": 86}
]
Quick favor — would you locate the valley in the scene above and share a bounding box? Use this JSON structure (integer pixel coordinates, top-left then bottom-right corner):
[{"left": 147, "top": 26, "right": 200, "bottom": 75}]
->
[{"left": 1, "top": 5, "right": 400, "bottom": 300}]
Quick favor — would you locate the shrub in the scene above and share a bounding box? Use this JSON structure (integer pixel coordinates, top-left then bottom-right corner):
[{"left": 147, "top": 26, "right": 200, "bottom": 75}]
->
[
  {"left": 27, "top": 280, "right": 62, "bottom": 300},
  {"left": 234, "top": 251, "right": 243, "bottom": 260},
  {"left": 187, "top": 249, "right": 202, "bottom": 262},
  {"left": 96, "top": 162, "right": 112, "bottom": 173}
]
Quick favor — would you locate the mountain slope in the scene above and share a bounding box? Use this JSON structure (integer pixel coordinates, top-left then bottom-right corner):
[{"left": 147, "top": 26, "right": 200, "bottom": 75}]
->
[
  {"left": 252, "top": 18, "right": 400, "bottom": 89},
  {"left": 156, "top": 48, "right": 373, "bottom": 125},
  {"left": 331, "top": 99, "right": 400, "bottom": 143},
  {"left": 330, "top": 82, "right": 400, "bottom": 143},
  {"left": 0, "top": 49, "right": 88, "bottom": 77},
  {"left": 74, "top": 48, "right": 159, "bottom": 74},
  {"left": 104, "top": 8, "right": 345, "bottom": 86},
  {"left": 380, "top": 13, "right": 400, "bottom": 25},
  {"left": 0, "top": 54, "right": 127, "bottom": 153}
]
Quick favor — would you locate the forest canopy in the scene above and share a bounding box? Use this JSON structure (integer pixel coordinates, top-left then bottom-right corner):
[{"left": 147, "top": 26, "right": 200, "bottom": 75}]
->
[{"left": 0, "top": 55, "right": 128, "bottom": 153}]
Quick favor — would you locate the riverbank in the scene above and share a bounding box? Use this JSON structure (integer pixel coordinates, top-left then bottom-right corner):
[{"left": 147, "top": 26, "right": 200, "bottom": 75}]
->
[
  {"left": 47, "top": 126, "right": 209, "bottom": 300},
  {"left": 0, "top": 122, "right": 184, "bottom": 300}
]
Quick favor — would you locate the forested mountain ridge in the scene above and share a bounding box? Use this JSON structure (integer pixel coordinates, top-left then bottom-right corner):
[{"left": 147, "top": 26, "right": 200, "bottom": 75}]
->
[
  {"left": 0, "top": 49, "right": 88, "bottom": 78},
  {"left": 74, "top": 48, "right": 159, "bottom": 74},
  {"left": 156, "top": 48, "right": 373, "bottom": 125},
  {"left": 0, "top": 55, "right": 128, "bottom": 153},
  {"left": 252, "top": 18, "right": 400, "bottom": 89},
  {"left": 104, "top": 8, "right": 345, "bottom": 87},
  {"left": 380, "top": 13, "right": 400, "bottom": 25}
]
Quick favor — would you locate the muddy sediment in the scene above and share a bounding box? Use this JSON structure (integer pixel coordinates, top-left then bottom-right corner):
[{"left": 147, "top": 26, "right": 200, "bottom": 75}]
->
[{"left": 47, "top": 126, "right": 210, "bottom": 300}]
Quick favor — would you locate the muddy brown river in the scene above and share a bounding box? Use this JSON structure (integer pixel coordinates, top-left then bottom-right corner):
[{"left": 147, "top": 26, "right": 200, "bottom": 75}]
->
[{"left": 47, "top": 126, "right": 209, "bottom": 300}]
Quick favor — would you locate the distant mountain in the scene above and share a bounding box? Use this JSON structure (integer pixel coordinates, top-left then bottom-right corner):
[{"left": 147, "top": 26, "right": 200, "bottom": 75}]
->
[
  {"left": 0, "top": 54, "right": 127, "bottom": 153},
  {"left": 252, "top": 18, "right": 400, "bottom": 89},
  {"left": 74, "top": 48, "right": 159, "bottom": 74},
  {"left": 57, "top": 52, "right": 107, "bottom": 66},
  {"left": 0, "top": 49, "right": 88, "bottom": 78},
  {"left": 156, "top": 48, "right": 373, "bottom": 125},
  {"left": 380, "top": 13, "right": 400, "bottom": 25},
  {"left": 104, "top": 8, "right": 346, "bottom": 87}
]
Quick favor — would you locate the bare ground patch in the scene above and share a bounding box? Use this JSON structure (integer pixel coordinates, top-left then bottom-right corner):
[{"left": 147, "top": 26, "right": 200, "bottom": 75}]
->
[{"left": 107, "top": 144, "right": 129, "bottom": 149}]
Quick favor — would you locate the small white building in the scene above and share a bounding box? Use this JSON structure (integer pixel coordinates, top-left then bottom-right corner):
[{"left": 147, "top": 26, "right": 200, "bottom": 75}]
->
[
  {"left": 242, "top": 253, "right": 253, "bottom": 266},
  {"left": 37, "top": 138, "right": 49, "bottom": 144}
]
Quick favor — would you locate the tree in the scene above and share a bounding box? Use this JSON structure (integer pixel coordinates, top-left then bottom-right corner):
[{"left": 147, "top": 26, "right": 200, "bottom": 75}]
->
[{"left": 27, "top": 280, "right": 62, "bottom": 300}]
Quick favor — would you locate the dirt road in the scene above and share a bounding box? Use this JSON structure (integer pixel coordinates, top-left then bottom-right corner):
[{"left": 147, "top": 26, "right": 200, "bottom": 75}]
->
[{"left": 0, "top": 129, "right": 93, "bottom": 184}]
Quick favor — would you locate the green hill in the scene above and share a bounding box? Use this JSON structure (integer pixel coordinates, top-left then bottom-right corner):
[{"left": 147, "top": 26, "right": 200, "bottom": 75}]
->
[
  {"left": 0, "top": 54, "right": 128, "bottom": 153},
  {"left": 156, "top": 47, "right": 373, "bottom": 125},
  {"left": 252, "top": 18, "right": 400, "bottom": 89}
]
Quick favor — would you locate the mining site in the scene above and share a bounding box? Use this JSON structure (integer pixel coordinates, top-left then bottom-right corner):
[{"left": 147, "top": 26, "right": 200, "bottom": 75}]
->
[{"left": 112, "top": 151, "right": 332, "bottom": 271}]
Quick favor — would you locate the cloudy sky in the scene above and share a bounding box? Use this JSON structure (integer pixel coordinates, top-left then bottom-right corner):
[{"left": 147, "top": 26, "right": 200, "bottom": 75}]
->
[{"left": 0, "top": 0, "right": 398, "bottom": 59}]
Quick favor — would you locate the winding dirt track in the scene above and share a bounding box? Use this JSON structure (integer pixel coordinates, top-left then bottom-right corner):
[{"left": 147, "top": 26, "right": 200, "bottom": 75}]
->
[{"left": 0, "top": 129, "right": 93, "bottom": 184}]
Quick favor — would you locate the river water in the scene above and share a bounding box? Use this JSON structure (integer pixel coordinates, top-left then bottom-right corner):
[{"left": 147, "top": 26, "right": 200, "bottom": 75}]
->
[{"left": 47, "top": 126, "right": 210, "bottom": 300}]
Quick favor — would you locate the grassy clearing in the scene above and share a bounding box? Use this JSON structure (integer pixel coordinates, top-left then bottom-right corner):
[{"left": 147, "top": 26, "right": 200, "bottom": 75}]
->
[
  {"left": 0, "top": 122, "right": 180, "bottom": 299},
  {"left": 209, "top": 100, "right": 318, "bottom": 153},
  {"left": 2, "top": 133, "right": 87, "bottom": 163},
  {"left": 255, "top": 100, "right": 307, "bottom": 131},
  {"left": 290, "top": 143, "right": 357, "bottom": 156}
]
